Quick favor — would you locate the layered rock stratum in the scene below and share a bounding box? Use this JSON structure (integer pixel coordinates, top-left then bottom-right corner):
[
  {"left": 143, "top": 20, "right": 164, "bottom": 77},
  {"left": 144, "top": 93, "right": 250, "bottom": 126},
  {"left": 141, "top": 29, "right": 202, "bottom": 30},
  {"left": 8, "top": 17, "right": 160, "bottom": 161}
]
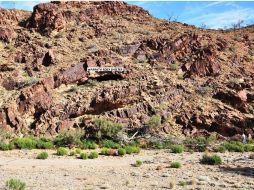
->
[{"left": 0, "top": 1, "right": 253, "bottom": 138}]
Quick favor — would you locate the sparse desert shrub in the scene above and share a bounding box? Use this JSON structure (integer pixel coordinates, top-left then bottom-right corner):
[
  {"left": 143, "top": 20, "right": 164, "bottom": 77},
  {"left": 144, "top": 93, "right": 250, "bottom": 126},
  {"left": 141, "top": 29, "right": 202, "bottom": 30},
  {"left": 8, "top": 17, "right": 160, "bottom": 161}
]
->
[
  {"left": 217, "top": 146, "right": 226, "bottom": 153},
  {"left": 100, "top": 148, "right": 109, "bottom": 155},
  {"left": 5, "top": 179, "right": 26, "bottom": 190},
  {"left": 88, "top": 151, "right": 98, "bottom": 159},
  {"left": 188, "top": 149, "right": 194, "bottom": 154},
  {"left": 124, "top": 146, "right": 140, "bottom": 154},
  {"left": 55, "top": 31, "right": 65, "bottom": 38},
  {"left": 94, "top": 118, "right": 122, "bottom": 140},
  {"left": 85, "top": 79, "right": 98, "bottom": 87},
  {"left": 75, "top": 148, "right": 82, "bottom": 154},
  {"left": 0, "top": 143, "right": 14, "bottom": 151},
  {"left": 146, "top": 139, "right": 172, "bottom": 149},
  {"left": 200, "top": 154, "right": 222, "bottom": 165},
  {"left": 184, "top": 135, "right": 217, "bottom": 152},
  {"left": 134, "top": 160, "right": 143, "bottom": 167},
  {"left": 82, "top": 140, "right": 97, "bottom": 149},
  {"left": 0, "top": 128, "right": 13, "bottom": 142},
  {"left": 36, "top": 152, "right": 48, "bottom": 160},
  {"left": 80, "top": 152, "right": 88, "bottom": 160},
  {"left": 222, "top": 141, "right": 245, "bottom": 152},
  {"left": 13, "top": 138, "right": 37, "bottom": 149},
  {"left": 179, "top": 181, "right": 187, "bottom": 187},
  {"left": 36, "top": 138, "right": 54, "bottom": 149},
  {"left": 222, "top": 141, "right": 254, "bottom": 152},
  {"left": 56, "top": 147, "right": 68, "bottom": 156},
  {"left": 196, "top": 86, "right": 213, "bottom": 95},
  {"left": 170, "top": 161, "right": 181, "bottom": 168},
  {"left": 244, "top": 144, "right": 254, "bottom": 152},
  {"left": 147, "top": 115, "right": 161, "bottom": 129},
  {"left": 169, "top": 63, "right": 179, "bottom": 71},
  {"left": 124, "top": 146, "right": 134, "bottom": 154},
  {"left": 118, "top": 148, "right": 126, "bottom": 156},
  {"left": 135, "top": 160, "right": 143, "bottom": 167},
  {"left": 100, "top": 139, "right": 121, "bottom": 149},
  {"left": 54, "top": 128, "right": 84, "bottom": 147},
  {"left": 132, "top": 146, "right": 140, "bottom": 153},
  {"left": 171, "top": 144, "right": 184, "bottom": 153}
]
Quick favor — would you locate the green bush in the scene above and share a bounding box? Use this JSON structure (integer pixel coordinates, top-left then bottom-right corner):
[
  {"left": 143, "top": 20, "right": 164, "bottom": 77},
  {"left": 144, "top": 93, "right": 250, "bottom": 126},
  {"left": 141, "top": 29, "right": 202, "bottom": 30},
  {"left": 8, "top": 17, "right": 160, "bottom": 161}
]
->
[
  {"left": 244, "top": 144, "right": 254, "bottom": 152},
  {"left": 124, "top": 146, "right": 140, "bottom": 154},
  {"left": 222, "top": 141, "right": 245, "bottom": 152},
  {"left": 94, "top": 118, "right": 122, "bottom": 140},
  {"left": 56, "top": 147, "right": 68, "bottom": 156},
  {"left": 171, "top": 145, "right": 184, "bottom": 153},
  {"left": 132, "top": 146, "right": 141, "bottom": 153},
  {"left": 100, "top": 148, "right": 109, "bottom": 155},
  {"left": 170, "top": 161, "right": 181, "bottom": 168},
  {"left": 80, "top": 152, "right": 88, "bottom": 160},
  {"left": 13, "top": 138, "right": 37, "bottom": 149},
  {"left": 75, "top": 148, "right": 82, "bottom": 154},
  {"left": 220, "top": 141, "right": 254, "bottom": 152},
  {"left": 36, "top": 138, "right": 54, "bottom": 149},
  {"left": 135, "top": 160, "right": 143, "bottom": 167},
  {"left": 217, "top": 146, "right": 226, "bottom": 153},
  {"left": 118, "top": 148, "right": 126, "bottom": 156},
  {"left": 200, "top": 154, "right": 222, "bottom": 165},
  {"left": 53, "top": 129, "right": 84, "bottom": 147},
  {"left": 36, "top": 152, "right": 48, "bottom": 160},
  {"left": 82, "top": 140, "right": 97, "bottom": 149},
  {"left": 147, "top": 115, "right": 161, "bottom": 129},
  {"left": 5, "top": 179, "right": 26, "bottom": 190},
  {"left": 88, "top": 151, "right": 99, "bottom": 159},
  {"left": 100, "top": 140, "right": 120, "bottom": 149},
  {"left": 0, "top": 143, "right": 14, "bottom": 151}
]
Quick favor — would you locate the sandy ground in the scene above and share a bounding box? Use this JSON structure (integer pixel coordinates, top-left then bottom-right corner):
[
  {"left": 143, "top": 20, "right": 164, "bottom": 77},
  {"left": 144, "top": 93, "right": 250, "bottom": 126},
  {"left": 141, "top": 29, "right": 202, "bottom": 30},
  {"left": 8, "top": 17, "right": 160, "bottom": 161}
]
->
[{"left": 0, "top": 149, "right": 254, "bottom": 190}]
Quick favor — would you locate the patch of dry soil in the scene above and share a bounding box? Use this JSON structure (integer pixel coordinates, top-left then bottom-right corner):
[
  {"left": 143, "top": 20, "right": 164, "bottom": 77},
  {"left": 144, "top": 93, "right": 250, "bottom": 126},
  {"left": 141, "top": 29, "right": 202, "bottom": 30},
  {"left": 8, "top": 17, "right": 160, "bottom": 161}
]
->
[{"left": 0, "top": 150, "right": 254, "bottom": 190}]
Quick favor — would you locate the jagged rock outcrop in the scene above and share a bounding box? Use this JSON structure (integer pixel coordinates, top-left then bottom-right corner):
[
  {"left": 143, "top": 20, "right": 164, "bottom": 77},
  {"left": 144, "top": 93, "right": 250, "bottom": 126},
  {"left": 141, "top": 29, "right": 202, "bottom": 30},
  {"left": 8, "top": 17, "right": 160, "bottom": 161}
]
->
[
  {"left": 0, "top": 1, "right": 253, "bottom": 137},
  {"left": 27, "top": 1, "right": 150, "bottom": 35}
]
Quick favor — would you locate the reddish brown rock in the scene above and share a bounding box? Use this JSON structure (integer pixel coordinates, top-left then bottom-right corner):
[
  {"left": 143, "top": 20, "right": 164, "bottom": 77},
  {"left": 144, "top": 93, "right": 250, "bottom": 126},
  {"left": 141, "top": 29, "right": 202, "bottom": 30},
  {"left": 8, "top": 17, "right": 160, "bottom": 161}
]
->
[
  {"left": 213, "top": 90, "right": 248, "bottom": 111},
  {"left": 27, "top": 1, "right": 150, "bottom": 35},
  {"left": 0, "top": 8, "right": 30, "bottom": 25},
  {"left": 0, "top": 27, "right": 15, "bottom": 42}
]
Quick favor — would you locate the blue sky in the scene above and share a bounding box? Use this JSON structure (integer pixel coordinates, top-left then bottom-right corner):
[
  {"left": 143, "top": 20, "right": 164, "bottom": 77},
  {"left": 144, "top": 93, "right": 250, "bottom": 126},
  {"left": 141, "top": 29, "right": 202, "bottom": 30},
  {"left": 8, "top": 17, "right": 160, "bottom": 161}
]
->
[{"left": 0, "top": 1, "right": 254, "bottom": 29}]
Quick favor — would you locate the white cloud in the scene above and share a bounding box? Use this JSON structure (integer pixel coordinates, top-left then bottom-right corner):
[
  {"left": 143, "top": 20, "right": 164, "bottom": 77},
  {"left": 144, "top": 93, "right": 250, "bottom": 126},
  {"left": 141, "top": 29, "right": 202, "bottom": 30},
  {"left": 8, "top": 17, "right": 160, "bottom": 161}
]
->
[{"left": 187, "top": 8, "right": 254, "bottom": 29}]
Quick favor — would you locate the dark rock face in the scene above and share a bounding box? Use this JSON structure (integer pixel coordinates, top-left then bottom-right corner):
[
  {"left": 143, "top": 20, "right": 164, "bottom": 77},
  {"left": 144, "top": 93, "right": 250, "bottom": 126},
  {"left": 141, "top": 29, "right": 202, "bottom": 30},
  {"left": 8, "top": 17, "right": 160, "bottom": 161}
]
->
[{"left": 42, "top": 50, "right": 55, "bottom": 67}]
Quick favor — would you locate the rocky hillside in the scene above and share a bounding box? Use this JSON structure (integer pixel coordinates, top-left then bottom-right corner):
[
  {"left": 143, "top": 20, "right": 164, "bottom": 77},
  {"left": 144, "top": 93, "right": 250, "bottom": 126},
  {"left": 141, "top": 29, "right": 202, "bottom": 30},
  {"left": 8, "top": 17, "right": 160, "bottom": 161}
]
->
[{"left": 0, "top": 1, "right": 253, "bottom": 138}]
